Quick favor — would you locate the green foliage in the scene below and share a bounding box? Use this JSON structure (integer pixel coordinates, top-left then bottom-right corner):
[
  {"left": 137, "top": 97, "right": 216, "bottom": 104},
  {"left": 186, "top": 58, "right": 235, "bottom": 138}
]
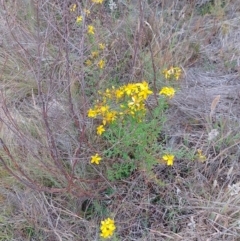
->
[
  {"left": 107, "top": 161, "right": 136, "bottom": 181},
  {"left": 224, "top": 59, "right": 237, "bottom": 71},
  {"left": 22, "top": 226, "right": 35, "bottom": 239},
  {"left": 210, "top": 118, "right": 240, "bottom": 153},
  {"left": 196, "top": 0, "right": 215, "bottom": 15},
  {"left": 82, "top": 199, "right": 108, "bottom": 220},
  {"left": 104, "top": 99, "right": 167, "bottom": 181},
  {"left": 196, "top": 0, "right": 226, "bottom": 16}
]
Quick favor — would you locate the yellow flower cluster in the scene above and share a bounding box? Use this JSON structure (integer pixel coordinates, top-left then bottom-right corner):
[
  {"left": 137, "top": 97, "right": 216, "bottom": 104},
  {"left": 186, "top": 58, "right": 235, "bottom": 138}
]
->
[
  {"left": 91, "top": 51, "right": 99, "bottom": 58},
  {"left": 70, "top": 4, "right": 90, "bottom": 24},
  {"left": 162, "top": 154, "right": 175, "bottom": 166},
  {"left": 88, "top": 102, "right": 117, "bottom": 135},
  {"left": 70, "top": 3, "right": 77, "bottom": 12},
  {"left": 197, "top": 149, "right": 206, "bottom": 162},
  {"left": 98, "top": 59, "right": 105, "bottom": 69},
  {"left": 85, "top": 59, "right": 92, "bottom": 66},
  {"left": 85, "top": 44, "right": 106, "bottom": 69},
  {"left": 72, "top": 2, "right": 105, "bottom": 69},
  {"left": 84, "top": 9, "right": 90, "bottom": 16},
  {"left": 97, "top": 125, "right": 105, "bottom": 135},
  {"left": 100, "top": 218, "right": 116, "bottom": 238},
  {"left": 88, "top": 81, "right": 153, "bottom": 135},
  {"left": 88, "top": 25, "right": 95, "bottom": 35},
  {"left": 92, "top": 0, "right": 104, "bottom": 3},
  {"left": 162, "top": 66, "right": 182, "bottom": 80},
  {"left": 159, "top": 87, "right": 175, "bottom": 98},
  {"left": 99, "top": 43, "right": 105, "bottom": 50},
  {"left": 76, "top": 16, "right": 82, "bottom": 24}
]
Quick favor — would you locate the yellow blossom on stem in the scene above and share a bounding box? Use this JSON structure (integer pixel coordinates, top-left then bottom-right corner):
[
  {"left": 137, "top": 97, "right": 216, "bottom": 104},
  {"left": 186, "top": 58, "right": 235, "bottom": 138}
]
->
[
  {"left": 70, "top": 3, "right": 77, "bottom": 12},
  {"left": 97, "top": 125, "right": 105, "bottom": 135},
  {"left": 128, "top": 96, "right": 142, "bottom": 111},
  {"left": 115, "top": 88, "right": 124, "bottom": 100},
  {"left": 99, "top": 43, "right": 105, "bottom": 50},
  {"left": 174, "top": 67, "right": 182, "bottom": 80},
  {"left": 100, "top": 105, "right": 109, "bottom": 114},
  {"left": 103, "top": 88, "right": 114, "bottom": 99},
  {"left": 159, "top": 87, "right": 175, "bottom": 98},
  {"left": 162, "top": 154, "right": 175, "bottom": 166},
  {"left": 124, "top": 83, "right": 139, "bottom": 96},
  {"left": 87, "top": 81, "right": 153, "bottom": 134},
  {"left": 162, "top": 67, "right": 173, "bottom": 79},
  {"left": 197, "top": 149, "right": 206, "bottom": 162},
  {"left": 88, "top": 108, "right": 98, "bottom": 118},
  {"left": 76, "top": 15, "right": 83, "bottom": 24},
  {"left": 102, "top": 111, "right": 117, "bottom": 125},
  {"left": 100, "top": 218, "right": 116, "bottom": 239},
  {"left": 98, "top": 59, "right": 105, "bottom": 69},
  {"left": 85, "top": 59, "right": 92, "bottom": 66},
  {"left": 90, "top": 153, "right": 102, "bottom": 165},
  {"left": 84, "top": 9, "right": 90, "bottom": 16},
  {"left": 88, "top": 25, "right": 95, "bottom": 35},
  {"left": 92, "top": 0, "right": 104, "bottom": 3},
  {"left": 91, "top": 51, "right": 99, "bottom": 59},
  {"left": 162, "top": 66, "right": 182, "bottom": 80},
  {"left": 136, "top": 81, "right": 153, "bottom": 100}
]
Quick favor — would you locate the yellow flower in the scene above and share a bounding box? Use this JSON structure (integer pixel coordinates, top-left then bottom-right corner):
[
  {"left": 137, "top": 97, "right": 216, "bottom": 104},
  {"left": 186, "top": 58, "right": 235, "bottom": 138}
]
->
[
  {"left": 136, "top": 81, "right": 153, "bottom": 100},
  {"left": 100, "top": 218, "right": 116, "bottom": 239},
  {"left": 98, "top": 59, "right": 105, "bottom": 69},
  {"left": 99, "top": 43, "right": 105, "bottom": 50},
  {"left": 70, "top": 3, "right": 77, "bottom": 12},
  {"left": 103, "top": 88, "right": 113, "bottom": 99},
  {"left": 97, "top": 125, "right": 105, "bottom": 135},
  {"left": 76, "top": 15, "right": 83, "bottom": 24},
  {"left": 159, "top": 87, "right": 175, "bottom": 98},
  {"left": 84, "top": 9, "right": 90, "bottom": 16},
  {"left": 197, "top": 149, "right": 206, "bottom": 162},
  {"left": 162, "top": 66, "right": 182, "bottom": 80},
  {"left": 88, "top": 25, "right": 95, "bottom": 35},
  {"left": 173, "top": 67, "right": 182, "bottom": 80},
  {"left": 85, "top": 59, "right": 92, "bottom": 66},
  {"left": 162, "top": 154, "right": 175, "bottom": 166},
  {"left": 115, "top": 88, "right": 124, "bottom": 100},
  {"left": 124, "top": 83, "right": 139, "bottom": 96},
  {"left": 88, "top": 108, "right": 98, "bottom": 118},
  {"left": 100, "top": 105, "right": 109, "bottom": 114},
  {"left": 162, "top": 67, "right": 173, "bottom": 79},
  {"left": 90, "top": 153, "right": 102, "bottom": 165},
  {"left": 91, "top": 51, "right": 99, "bottom": 58},
  {"left": 128, "top": 96, "right": 142, "bottom": 111},
  {"left": 103, "top": 111, "right": 117, "bottom": 125},
  {"left": 92, "top": 0, "right": 104, "bottom": 3}
]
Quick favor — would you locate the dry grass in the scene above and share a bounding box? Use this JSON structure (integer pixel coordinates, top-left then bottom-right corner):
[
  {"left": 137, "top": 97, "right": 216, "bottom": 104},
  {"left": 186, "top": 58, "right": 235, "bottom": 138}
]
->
[{"left": 0, "top": 0, "right": 240, "bottom": 240}]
